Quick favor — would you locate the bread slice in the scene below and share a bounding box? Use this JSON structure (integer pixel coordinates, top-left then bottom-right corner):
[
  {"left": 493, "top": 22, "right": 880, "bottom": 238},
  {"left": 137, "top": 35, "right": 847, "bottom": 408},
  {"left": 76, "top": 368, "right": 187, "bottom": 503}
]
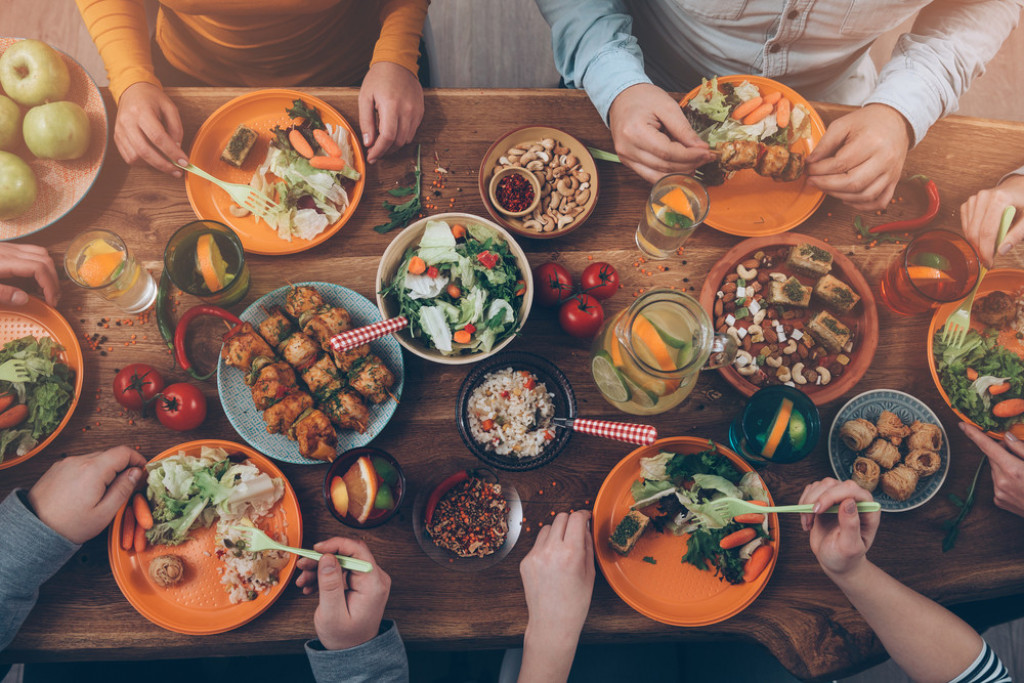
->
[
  {"left": 806, "top": 310, "right": 851, "bottom": 353},
  {"left": 786, "top": 243, "right": 833, "bottom": 277},
  {"left": 768, "top": 276, "right": 812, "bottom": 308},
  {"left": 221, "top": 125, "right": 258, "bottom": 167},
  {"left": 608, "top": 510, "right": 650, "bottom": 556},
  {"left": 814, "top": 274, "right": 860, "bottom": 314}
]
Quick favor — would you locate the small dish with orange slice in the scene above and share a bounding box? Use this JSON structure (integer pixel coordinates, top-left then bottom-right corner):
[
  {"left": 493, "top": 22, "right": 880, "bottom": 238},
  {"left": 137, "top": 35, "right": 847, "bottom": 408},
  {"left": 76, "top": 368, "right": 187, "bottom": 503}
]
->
[{"left": 324, "top": 447, "right": 406, "bottom": 528}]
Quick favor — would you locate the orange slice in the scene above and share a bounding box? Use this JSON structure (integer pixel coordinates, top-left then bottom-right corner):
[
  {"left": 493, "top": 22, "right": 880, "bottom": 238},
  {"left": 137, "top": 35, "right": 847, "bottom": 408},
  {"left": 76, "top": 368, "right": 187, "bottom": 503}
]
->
[
  {"left": 329, "top": 476, "right": 350, "bottom": 518},
  {"left": 196, "top": 233, "right": 230, "bottom": 293},
  {"left": 78, "top": 248, "right": 125, "bottom": 288},
  {"left": 658, "top": 187, "right": 696, "bottom": 221},
  {"left": 907, "top": 266, "right": 954, "bottom": 283},
  {"left": 631, "top": 315, "right": 680, "bottom": 392},
  {"left": 761, "top": 398, "right": 794, "bottom": 459},
  {"left": 342, "top": 456, "right": 378, "bottom": 524}
]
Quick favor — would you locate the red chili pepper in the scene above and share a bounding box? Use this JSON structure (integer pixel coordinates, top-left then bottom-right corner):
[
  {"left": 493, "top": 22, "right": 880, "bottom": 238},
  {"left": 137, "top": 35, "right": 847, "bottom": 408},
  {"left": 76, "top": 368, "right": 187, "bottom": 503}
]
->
[
  {"left": 427, "top": 265, "right": 440, "bottom": 278},
  {"left": 476, "top": 251, "right": 500, "bottom": 269},
  {"left": 868, "top": 175, "right": 940, "bottom": 234},
  {"left": 424, "top": 470, "right": 470, "bottom": 525},
  {"left": 173, "top": 304, "right": 242, "bottom": 381}
]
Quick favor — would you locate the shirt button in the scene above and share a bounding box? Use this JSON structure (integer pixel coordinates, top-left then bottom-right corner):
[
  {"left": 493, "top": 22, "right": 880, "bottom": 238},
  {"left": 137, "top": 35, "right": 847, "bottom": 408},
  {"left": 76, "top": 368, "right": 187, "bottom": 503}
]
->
[
  {"left": 769, "top": 44, "right": 781, "bottom": 53},
  {"left": 787, "top": 9, "right": 799, "bottom": 19}
]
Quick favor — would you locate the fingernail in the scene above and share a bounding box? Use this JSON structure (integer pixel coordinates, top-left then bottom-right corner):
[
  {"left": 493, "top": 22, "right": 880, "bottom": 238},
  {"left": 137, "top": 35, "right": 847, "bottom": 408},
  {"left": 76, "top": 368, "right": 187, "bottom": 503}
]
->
[
  {"left": 844, "top": 500, "right": 857, "bottom": 514},
  {"left": 127, "top": 467, "right": 142, "bottom": 483},
  {"left": 959, "top": 422, "right": 968, "bottom": 432},
  {"left": 362, "top": 133, "right": 370, "bottom": 146},
  {"left": 812, "top": 502, "right": 820, "bottom": 514},
  {"left": 999, "top": 242, "right": 1012, "bottom": 255},
  {"left": 321, "top": 558, "right": 339, "bottom": 574},
  {"left": 177, "top": 158, "right": 188, "bottom": 166},
  {"left": 11, "top": 291, "right": 27, "bottom": 305},
  {"left": 1006, "top": 431, "right": 1019, "bottom": 443}
]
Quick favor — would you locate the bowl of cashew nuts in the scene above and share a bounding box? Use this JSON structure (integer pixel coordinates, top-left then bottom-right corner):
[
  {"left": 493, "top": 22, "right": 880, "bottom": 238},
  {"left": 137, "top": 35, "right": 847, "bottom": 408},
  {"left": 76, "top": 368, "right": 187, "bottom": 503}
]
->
[{"left": 478, "top": 126, "right": 599, "bottom": 239}]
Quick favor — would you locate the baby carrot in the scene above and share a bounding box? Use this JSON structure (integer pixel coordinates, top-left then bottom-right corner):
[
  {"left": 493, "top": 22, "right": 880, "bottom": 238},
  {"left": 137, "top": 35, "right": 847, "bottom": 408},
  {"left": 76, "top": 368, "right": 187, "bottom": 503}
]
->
[
  {"left": 451, "top": 224, "right": 467, "bottom": 239},
  {"left": 133, "top": 493, "right": 154, "bottom": 530},
  {"left": 121, "top": 507, "right": 136, "bottom": 551},
  {"left": 734, "top": 500, "right": 768, "bottom": 525},
  {"left": 720, "top": 527, "right": 757, "bottom": 549},
  {"left": 731, "top": 96, "right": 764, "bottom": 121},
  {"left": 763, "top": 91, "right": 783, "bottom": 105},
  {"left": 289, "top": 129, "right": 315, "bottom": 159},
  {"left": 966, "top": 367, "right": 979, "bottom": 381},
  {"left": 446, "top": 283, "right": 461, "bottom": 299},
  {"left": 453, "top": 329, "right": 472, "bottom": 344},
  {"left": 134, "top": 521, "right": 148, "bottom": 553},
  {"left": 776, "top": 98, "right": 792, "bottom": 128},
  {"left": 0, "top": 404, "right": 28, "bottom": 429},
  {"left": 309, "top": 155, "right": 347, "bottom": 171},
  {"left": 312, "top": 129, "right": 343, "bottom": 158},
  {"left": 407, "top": 256, "right": 427, "bottom": 275},
  {"left": 743, "top": 544, "right": 774, "bottom": 583},
  {"left": 994, "top": 399, "right": 1024, "bottom": 418},
  {"left": 0, "top": 393, "right": 13, "bottom": 414},
  {"left": 742, "top": 102, "right": 775, "bottom": 125},
  {"left": 990, "top": 382, "right": 1011, "bottom": 396}
]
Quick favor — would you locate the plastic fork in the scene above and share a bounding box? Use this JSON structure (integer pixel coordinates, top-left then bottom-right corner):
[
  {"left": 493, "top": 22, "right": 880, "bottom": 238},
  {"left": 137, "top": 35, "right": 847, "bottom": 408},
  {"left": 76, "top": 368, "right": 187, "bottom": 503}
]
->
[
  {"left": 587, "top": 146, "right": 706, "bottom": 182},
  {"left": 941, "top": 206, "right": 1016, "bottom": 350},
  {"left": 0, "top": 359, "right": 30, "bottom": 383},
  {"left": 227, "top": 525, "right": 372, "bottom": 573},
  {"left": 705, "top": 496, "right": 881, "bottom": 520},
  {"left": 174, "top": 162, "right": 280, "bottom": 219}
]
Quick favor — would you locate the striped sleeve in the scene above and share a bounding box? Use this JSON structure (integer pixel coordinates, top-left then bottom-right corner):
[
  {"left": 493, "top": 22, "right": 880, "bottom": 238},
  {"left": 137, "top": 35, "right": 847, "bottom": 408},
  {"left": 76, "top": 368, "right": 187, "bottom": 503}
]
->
[{"left": 948, "top": 641, "right": 1011, "bottom": 683}]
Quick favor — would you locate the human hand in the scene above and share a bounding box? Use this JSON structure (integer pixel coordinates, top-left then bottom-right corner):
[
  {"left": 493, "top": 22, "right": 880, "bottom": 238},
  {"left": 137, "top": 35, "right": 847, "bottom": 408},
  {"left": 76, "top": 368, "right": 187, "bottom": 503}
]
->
[
  {"left": 607, "top": 83, "right": 714, "bottom": 183},
  {"left": 806, "top": 104, "right": 911, "bottom": 211},
  {"left": 358, "top": 61, "right": 423, "bottom": 164},
  {"left": 295, "top": 537, "right": 390, "bottom": 651},
  {"left": 961, "top": 422, "right": 1024, "bottom": 518},
  {"left": 27, "top": 446, "right": 146, "bottom": 544},
  {"left": 960, "top": 174, "right": 1024, "bottom": 267},
  {"left": 114, "top": 82, "right": 187, "bottom": 176},
  {"left": 0, "top": 243, "right": 59, "bottom": 306},
  {"left": 799, "top": 478, "right": 880, "bottom": 577}
]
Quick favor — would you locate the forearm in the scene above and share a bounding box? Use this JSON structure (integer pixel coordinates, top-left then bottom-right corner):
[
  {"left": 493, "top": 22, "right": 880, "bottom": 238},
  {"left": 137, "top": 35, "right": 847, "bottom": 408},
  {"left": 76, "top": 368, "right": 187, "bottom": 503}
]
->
[
  {"left": 372, "top": 0, "right": 429, "bottom": 76},
  {"left": 74, "top": 0, "right": 161, "bottom": 102},
  {"left": 826, "top": 560, "right": 982, "bottom": 683},
  {"left": 305, "top": 621, "right": 409, "bottom": 683},
  {"left": 517, "top": 625, "right": 579, "bottom": 683}
]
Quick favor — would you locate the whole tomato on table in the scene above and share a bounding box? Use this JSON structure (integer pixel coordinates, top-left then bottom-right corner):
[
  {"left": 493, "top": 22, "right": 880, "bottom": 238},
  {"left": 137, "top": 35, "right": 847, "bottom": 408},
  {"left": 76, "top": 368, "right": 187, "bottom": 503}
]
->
[
  {"left": 155, "top": 383, "right": 207, "bottom": 431},
  {"left": 533, "top": 262, "right": 574, "bottom": 307},
  {"left": 580, "top": 262, "right": 619, "bottom": 300},
  {"left": 113, "top": 364, "right": 165, "bottom": 412},
  {"left": 559, "top": 294, "right": 605, "bottom": 338}
]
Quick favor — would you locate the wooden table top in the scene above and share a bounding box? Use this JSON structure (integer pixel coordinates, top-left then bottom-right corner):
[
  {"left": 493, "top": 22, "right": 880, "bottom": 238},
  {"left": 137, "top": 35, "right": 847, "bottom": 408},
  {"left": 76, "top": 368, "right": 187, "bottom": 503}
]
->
[{"left": 3, "top": 87, "right": 1024, "bottom": 681}]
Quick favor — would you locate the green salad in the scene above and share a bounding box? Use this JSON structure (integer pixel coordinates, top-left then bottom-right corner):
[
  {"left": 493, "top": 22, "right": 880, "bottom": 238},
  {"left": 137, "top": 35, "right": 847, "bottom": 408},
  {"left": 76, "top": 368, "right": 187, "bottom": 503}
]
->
[
  {"left": 381, "top": 220, "right": 525, "bottom": 356},
  {"left": 0, "top": 336, "right": 74, "bottom": 463},
  {"left": 933, "top": 329, "right": 1024, "bottom": 432}
]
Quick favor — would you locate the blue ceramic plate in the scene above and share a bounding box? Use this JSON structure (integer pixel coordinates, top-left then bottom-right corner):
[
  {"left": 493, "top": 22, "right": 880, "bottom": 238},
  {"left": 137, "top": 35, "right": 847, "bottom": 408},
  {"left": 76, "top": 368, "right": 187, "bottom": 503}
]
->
[
  {"left": 828, "top": 389, "right": 949, "bottom": 512},
  {"left": 217, "top": 282, "right": 404, "bottom": 465}
]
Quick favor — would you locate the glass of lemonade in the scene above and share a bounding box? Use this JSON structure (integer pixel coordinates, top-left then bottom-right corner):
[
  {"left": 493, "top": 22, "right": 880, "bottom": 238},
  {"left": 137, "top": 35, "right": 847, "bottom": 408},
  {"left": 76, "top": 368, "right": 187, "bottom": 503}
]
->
[
  {"left": 878, "top": 229, "right": 980, "bottom": 316},
  {"left": 590, "top": 289, "right": 736, "bottom": 415},
  {"left": 65, "top": 229, "right": 157, "bottom": 313},
  {"left": 636, "top": 173, "right": 710, "bottom": 259},
  {"left": 729, "top": 385, "right": 820, "bottom": 465},
  {"left": 163, "top": 220, "right": 250, "bottom": 307}
]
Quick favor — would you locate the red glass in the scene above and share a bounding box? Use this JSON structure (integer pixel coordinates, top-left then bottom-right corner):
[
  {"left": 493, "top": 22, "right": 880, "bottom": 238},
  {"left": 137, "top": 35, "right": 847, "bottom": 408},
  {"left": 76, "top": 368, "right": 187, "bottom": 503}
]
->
[{"left": 878, "top": 230, "right": 980, "bottom": 315}]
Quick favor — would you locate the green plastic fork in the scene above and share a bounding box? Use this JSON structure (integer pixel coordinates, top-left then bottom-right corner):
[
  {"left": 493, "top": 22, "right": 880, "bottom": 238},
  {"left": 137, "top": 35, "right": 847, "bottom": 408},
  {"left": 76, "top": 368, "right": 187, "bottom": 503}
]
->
[
  {"left": 0, "top": 359, "right": 30, "bottom": 383},
  {"left": 941, "top": 206, "right": 1016, "bottom": 350},
  {"left": 586, "top": 145, "right": 707, "bottom": 181},
  {"left": 707, "top": 496, "right": 881, "bottom": 520},
  {"left": 228, "top": 526, "right": 372, "bottom": 573},
  {"left": 174, "top": 162, "right": 280, "bottom": 219}
]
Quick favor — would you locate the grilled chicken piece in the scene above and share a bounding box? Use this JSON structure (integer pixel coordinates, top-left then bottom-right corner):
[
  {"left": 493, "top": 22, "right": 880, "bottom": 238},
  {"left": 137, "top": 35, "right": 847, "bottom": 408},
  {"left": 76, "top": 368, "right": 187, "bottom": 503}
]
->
[
  {"left": 755, "top": 144, "right": 790, "bottom": 178},
  {"left": 330, "top": 343, "right": 370, "bottom": 372},
  {"left": 251, "top": 377, "right": 298, "bottom": 411},
  {"left": 221, "top": 324, "right": 276, "bottom": 370},
  {"left": 291, "top": 409, "right": 337, "bottom": 462},
  {"left": 302, "top": 306, "right": 353, "bottom": 348},
  {"left": 777, "top": 151, "right": 804, "bottom": 182},
  {"left": 321, "top": 389, "right": 370, "bottom": 433},
  {"left": 285, "top": 286, "right": 325, "bottom": 320},
  {"left": 258, "top": 307, "right": 295, "bottom": 348},
  {"left": 301, "top": 355, "right": 343, "bottom": 397},
  {"left": 349, "top": 355, "right": 396, "bottom": 404},
  {"left": 248, "top": 360, "right": 296, "bottom": 388},
  {"left": 263, "top": 392, "right": 313, "bottom": 434},
  {"left": 718, "top": 140, "right": 759, "bottom": 170},
  {"left": 279, "top": 332, "right": 320, "bottom": 370}
]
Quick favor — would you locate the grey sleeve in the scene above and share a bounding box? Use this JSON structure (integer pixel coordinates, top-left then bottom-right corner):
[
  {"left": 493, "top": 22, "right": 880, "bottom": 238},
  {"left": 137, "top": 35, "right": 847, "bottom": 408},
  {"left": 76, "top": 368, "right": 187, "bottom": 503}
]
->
[
  {"left": 0, "top": 490, "right": 80, "bottom": 652},
  {"left": 305, "top": 620, "right": 409, "bottom": 683}
]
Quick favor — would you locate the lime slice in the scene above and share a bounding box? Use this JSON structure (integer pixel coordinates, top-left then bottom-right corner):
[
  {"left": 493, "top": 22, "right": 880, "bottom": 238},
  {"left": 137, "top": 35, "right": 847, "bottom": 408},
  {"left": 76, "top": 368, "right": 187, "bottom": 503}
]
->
[
  {"left": 372, "top": 456, "right": 399, "bottom": 487},
  {"left": 642, "top": 313, "right": 691, "bottom": 350},
  {"left": 622, "top": 374, "right": 658, "bottom": 409},
  {"left": 592, "top": 352, "right": 631, "bottom": 403},
  {"left": 374, "top": 483, "right": 394, "bottom": 510},
  {"left": 788, "top": 410, "right": 808, "bottom": 451},
  {"left": 911, "top": 251, "right": 951, "bottom": 270}
]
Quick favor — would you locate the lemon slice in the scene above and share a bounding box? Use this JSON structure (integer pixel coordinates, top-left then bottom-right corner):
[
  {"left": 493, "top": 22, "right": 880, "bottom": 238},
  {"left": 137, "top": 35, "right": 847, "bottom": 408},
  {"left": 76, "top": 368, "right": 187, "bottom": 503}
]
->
[
  {"left": 761, "top": 398, "right": 794, "bottom": 459},
  {"left": 592, "top": 352, "right": 630, "bottom": 403},
  {"left": 622, "top": 374, "right": 658, "bottom": 409}
]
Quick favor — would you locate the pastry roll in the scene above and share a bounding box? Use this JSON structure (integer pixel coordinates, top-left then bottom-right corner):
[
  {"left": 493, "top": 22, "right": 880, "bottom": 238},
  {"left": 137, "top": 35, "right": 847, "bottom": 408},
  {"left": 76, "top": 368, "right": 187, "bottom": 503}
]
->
[
  {"left": 905, "top": 449, "right": 942, "bottom": 477},
  {"left": 876, "top": 410, "right": 911, "bottom": 445},
  {"left": 864, "top": 438, "right": 901, "bottom": 469},
  {"left": 908, "top": 421, "right": 943, "bottom": 452},
  {"left": 881, "top": 465, "right": 919, "bottom": 501},
  {"left": 851, "top": 457, "right": 880, "bottom": 493},
  {"left": 840, "top": 419, "right": 877, "bottom": 451}
]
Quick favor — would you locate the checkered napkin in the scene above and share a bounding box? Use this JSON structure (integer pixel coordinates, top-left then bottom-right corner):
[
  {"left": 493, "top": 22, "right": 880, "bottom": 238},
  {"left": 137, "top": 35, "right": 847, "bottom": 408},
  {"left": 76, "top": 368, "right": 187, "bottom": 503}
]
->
[
  {"left": 572, "top": 419, "right": 658, "bottom": 446},
  {"left": 329, "top": 316, "right": 409, "bottom": 353}
]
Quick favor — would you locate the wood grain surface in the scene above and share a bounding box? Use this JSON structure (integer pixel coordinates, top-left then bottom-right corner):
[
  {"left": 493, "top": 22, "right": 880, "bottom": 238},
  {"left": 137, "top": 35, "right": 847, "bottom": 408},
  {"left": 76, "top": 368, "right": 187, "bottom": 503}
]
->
[{"left": 2, "top": 88, "right": 1024, "bottom": 681}]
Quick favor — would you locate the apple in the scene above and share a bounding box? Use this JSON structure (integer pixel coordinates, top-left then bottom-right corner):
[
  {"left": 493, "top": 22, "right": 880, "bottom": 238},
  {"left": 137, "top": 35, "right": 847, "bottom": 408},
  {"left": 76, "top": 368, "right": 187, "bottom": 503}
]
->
[
  {"left": 0, "top": 40, "right": 70, "bottom": 107},
  {"left": 0, "top": 96, "right": 20, "bottom": 151},
  {"left": 0, "top": 151, "right": 37, "bottom": 219},
  {"left": 23, "top": 101, "right": 90, "bottom": 160}
]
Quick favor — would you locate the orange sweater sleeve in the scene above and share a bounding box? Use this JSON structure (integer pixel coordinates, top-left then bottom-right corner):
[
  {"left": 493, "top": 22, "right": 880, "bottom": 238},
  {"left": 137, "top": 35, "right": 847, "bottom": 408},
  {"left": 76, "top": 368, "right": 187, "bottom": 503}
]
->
[
  {"left": 371, "top": 0, "right": 429, "bottom": 76},
  {"left": 74, "top": 0, "right": 162, "bottom": 102}
]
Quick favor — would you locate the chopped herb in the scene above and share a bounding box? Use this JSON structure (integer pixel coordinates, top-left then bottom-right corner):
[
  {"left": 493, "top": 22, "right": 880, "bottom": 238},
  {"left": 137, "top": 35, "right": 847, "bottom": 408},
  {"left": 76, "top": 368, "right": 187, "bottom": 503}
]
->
[
  {"left": 800, "top": 244, "right": 832, "bottom": 263},
  {"left": 285, "top": 99, "right": 324, "bottom": 130},
  {"left": 642, "top": 556, "right": 657, "bottom": 565},
  {"left": 610, "top": 515, "right": 641, "bottom": 546},
  {"left": 374, "top": 145, "right": 422, "bottom": 234},
  {"left": 783, "top": 278, "right": 805, "bottom": 302}
]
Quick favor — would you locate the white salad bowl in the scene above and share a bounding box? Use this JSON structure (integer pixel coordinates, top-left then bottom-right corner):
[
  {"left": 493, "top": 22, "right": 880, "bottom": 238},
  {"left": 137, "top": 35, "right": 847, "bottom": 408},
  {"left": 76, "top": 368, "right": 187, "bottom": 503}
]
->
[{"left": 376, "top": 212, "right": 534, "bottom": 365}]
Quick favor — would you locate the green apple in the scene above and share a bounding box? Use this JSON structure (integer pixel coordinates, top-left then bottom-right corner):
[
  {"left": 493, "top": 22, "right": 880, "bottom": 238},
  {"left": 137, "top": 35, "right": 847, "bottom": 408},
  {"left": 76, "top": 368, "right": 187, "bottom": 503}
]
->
[
  {"left": 23, "top": 101, "right": 90, "bottom": 160},
  {"left": 0, "top": 40, "right": 70, "bottom": 108},
  {"left": 0, "top": 96, "right": 21, "bottom": 151},
  {"left": 0, "top": 151, "right": 37, "bottom": 219}
]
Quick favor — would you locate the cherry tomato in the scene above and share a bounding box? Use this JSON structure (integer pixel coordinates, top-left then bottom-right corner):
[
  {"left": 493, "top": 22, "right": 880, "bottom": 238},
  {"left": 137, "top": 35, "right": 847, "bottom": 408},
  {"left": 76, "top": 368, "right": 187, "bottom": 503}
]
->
[
  {"left": 112, "top": 364, "right": 165, "bottom": 412},
  {"left": 559, "top": 294, "right": 605, "bottom": 338},
  {"left": 580, "top": 262, "right": 620, "bottom": 300},
  {"left": 533, "top": 262, "right": 574, "bottom": 307},
  {"left": 155, "top": 383, "right": 208, "bottom": 431}
]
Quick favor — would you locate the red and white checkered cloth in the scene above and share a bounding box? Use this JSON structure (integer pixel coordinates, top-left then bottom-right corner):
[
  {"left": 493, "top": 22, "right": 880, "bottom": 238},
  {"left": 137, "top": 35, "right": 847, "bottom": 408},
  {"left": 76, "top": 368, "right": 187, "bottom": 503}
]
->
[
  {"left": 573, "top": 419, "right": 657, "bottom": 446},
  {"left": 329, "top": 316, "right": 408, "bottom": 353}
]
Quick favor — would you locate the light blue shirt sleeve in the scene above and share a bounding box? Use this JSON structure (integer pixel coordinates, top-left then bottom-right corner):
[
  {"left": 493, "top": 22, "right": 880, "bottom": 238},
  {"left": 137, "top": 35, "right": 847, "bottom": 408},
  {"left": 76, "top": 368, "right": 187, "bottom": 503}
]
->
[
  {"left": 865, "top": 0, "right": 1024, "bottom": 146},
  {"left": 535, "top": 0, "right": 652, "bottom": 124},
  {"left": 305, "top": 620, "right": 409, "bottom": 683}
]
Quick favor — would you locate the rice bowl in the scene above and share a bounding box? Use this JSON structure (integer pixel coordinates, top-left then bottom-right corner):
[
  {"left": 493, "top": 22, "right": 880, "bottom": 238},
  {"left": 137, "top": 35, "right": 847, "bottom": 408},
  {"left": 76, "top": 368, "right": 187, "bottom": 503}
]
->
[{"left": 467, "top": 368, "right": 556, "bottom": 458}]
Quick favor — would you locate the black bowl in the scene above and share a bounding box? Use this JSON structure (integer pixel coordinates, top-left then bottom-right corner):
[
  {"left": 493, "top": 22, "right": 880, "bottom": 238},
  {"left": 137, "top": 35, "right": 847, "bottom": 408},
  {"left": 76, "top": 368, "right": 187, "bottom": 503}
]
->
[
  {"left": 455, "top": 351, "right": 576, "bottom": 471},
  {"left": 323, "top": 447, "right": 406, "bottom": 528}
]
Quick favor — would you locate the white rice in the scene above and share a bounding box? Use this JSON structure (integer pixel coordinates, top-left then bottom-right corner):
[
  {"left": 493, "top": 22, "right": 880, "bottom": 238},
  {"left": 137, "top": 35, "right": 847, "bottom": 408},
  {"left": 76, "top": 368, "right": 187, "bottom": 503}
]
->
[
  {"left": 467, "top": 368, "right": 555, "bottom": 458},
  {"left": 215, "top": 523, "right": 289, "bottom": 604}
]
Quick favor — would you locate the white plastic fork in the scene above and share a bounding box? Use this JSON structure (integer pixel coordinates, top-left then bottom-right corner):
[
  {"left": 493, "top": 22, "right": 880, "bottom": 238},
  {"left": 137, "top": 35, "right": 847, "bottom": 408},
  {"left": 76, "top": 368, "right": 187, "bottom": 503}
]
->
[
  {"left": 227, "top": 525, "right": 372, "bottom": 573},
  {"left": 175, "top": 162, "right": 280, "bottom": 219}
]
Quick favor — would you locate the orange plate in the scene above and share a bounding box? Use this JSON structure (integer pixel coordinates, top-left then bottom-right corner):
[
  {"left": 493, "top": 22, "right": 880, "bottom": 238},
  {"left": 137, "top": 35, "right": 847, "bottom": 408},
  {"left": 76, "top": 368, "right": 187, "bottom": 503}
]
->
[
  {"left": 0, "top": 37, "right": 109, "bottom": 241},
  {"left": 107, "top": 440, "right": 302, "bottom": 635},
  {"left": 593, "top": 437, "right": 780, "bottom": 627},
  {"left": 0, "top": 296, "right": 83, "bottom": 470},
  {"left": 927, "top": 269, "right": 1024, "bottom": 440},
  {"left": 185, "top": 89, "right": 365, "bottom": 255},
  {"left": 680, "top": 75, "right": 826, "bottom": 237}
]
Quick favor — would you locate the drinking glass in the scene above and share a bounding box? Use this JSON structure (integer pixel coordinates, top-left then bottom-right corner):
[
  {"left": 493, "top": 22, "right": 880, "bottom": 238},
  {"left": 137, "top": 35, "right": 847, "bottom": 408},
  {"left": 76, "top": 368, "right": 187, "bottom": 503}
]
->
[
  {"left": 64, "top": 229, "right": 157, "bottom": 313},
  {"left": 878, "top": 229, "right": 980, "bottom": 316},
  {"left": 163, "top": 220, "right": 250, "bottom": 307},
  {"left": 636, "top": 174, "right": 710, "bottom": 259},
  {"left": 729, "top": 385, "right": 820, "bottom": 465}
]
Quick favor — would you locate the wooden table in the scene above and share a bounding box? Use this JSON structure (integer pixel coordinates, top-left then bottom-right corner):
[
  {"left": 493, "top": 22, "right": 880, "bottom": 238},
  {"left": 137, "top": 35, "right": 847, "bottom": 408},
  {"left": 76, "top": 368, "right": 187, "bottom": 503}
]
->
[{"left": 3, "top": 88, "right": 1024, "bottom": 681}]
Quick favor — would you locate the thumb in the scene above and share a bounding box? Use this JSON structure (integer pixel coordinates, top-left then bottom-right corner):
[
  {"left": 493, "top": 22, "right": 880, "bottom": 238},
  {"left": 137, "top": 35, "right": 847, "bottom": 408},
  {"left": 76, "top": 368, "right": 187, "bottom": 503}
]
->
[
  {"left": 96, "top": 466, "right": 144, "bottom": 520},
  {"left": 807, "top": 117, "right": 849, "bottom": 164},
  {"left": 317, "top": 553, "right": 350, "bottom": 616},
  {"left": 837, "top": 498, "right": 862, "bottom": 540},
  {"left": 358, "top": 89, "right": 376, "bottom": 150},
  {"left": 0, "top": 284, "right": 29, "bottom": 306}
]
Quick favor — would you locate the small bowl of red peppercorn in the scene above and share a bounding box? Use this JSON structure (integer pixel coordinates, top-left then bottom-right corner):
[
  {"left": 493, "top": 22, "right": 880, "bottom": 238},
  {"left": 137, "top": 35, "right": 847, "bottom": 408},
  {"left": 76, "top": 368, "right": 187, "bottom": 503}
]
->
[{"left": 489, "top": 167, "right": 541, "bottom": 218}]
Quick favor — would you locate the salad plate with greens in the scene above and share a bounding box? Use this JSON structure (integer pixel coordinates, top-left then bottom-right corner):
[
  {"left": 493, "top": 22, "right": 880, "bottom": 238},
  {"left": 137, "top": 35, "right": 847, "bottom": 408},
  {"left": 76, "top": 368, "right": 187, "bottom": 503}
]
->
[{"left": 377, "top": 213, "right": 533, "bottom": 365}]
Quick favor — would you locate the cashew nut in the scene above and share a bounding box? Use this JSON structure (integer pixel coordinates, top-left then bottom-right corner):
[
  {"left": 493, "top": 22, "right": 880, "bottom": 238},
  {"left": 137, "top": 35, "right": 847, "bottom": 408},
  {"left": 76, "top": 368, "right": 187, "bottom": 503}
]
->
[
  {"left": 776, "top": 366, "right": 792, "bottom": 382},
  {"left": 526, "top": 160, "right": 544, "bottom": 171},
  {"left": 574, "top": 170, "right": 591, "bottom": 183},
  {"left": 727, "top": 326, "right": 741, "bottom": 347},
  {"left": 536, "top": 151, "right": 550, "bottom": 163},
  {"left": 552, "top": 166, "right": 567, "bottom": 179},
  {"left": 752, "top": 309, "right": 766, "bottom": 325},
  {"left": 748, "top": 324, "right": 764, "bottom": 343},
  {"left": 737, "top": 265, "right": 758, "bottom": 281},
  {"left": 522, "top": 219, "right": 543, "bottom": 232},
  {"left": 498, "top": 156, "right": 510, "bottom": 166},
  {"left": 556, "top": 214, "right": 575, "bottom": 229},
  {"left": 575, "top": 188, "right": 591, "bottom": 205},
  {"left": 553, "top": 145, "right": 569, "bottom": 156},
  {"left": 738, "top": 363, "right": 760, "bottom": 377},
  {"left": 541, "top": 138, "right": 555, "bottom": 151},
  {"left": 548, "top": 193, "right": 561, "bottom": 211},
  {"left": 735, "top": 350, "right": 754, "bottom": 368},
  {"left": 792, "top": 362, "right": 807, "bottom": 385},
  {"left": 766, "top": 355, "right": 783, "bottom": 368},
  {"left": 519, "top": 151, "right": 537, "bottom": 165},
  {"left": 769, "top": 272, "right": 787, "bottom": 282},
  {"left": 782, "top": 340, "right": 798, "bottom": 355},
  {"left": 816, "top": 366, "right": 832, "bottom": 385}
]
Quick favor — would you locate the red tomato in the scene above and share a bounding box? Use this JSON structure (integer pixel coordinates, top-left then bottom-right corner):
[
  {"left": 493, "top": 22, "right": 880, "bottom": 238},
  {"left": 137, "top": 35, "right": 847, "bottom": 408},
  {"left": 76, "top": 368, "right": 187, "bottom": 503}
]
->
[
  {"left": 559, "top": 294, "right": 605, "bottom": 338},
  {"left": 112, "top": 364, "right": 165, "bottom": 412},
  {"left": 533, "top": 262, "right": 574, "bottom": 307},
  {"left": 155, "top": 383, "right": 208, "bottom": 431},
  {"left": 580, "top": 262, "right": 620, "bottom": 300}
]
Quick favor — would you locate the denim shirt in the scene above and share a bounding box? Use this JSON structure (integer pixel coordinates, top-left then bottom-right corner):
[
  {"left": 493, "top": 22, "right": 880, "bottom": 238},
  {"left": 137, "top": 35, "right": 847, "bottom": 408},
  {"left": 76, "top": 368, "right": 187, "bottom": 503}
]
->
[{"left": 535, "top": 0, "right": 1023, "bottom": 146}]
